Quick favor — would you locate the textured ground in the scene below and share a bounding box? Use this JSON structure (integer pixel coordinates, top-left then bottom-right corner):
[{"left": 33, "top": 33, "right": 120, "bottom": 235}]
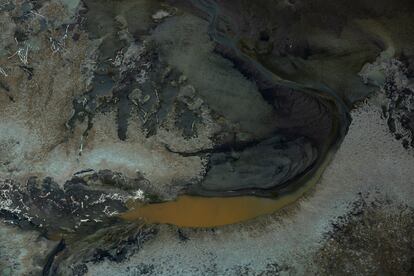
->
[
  {"left": 1, "top": 93, "right": 412, "bottom": 275},
  {"left": 82, "top": 96, "right": 414, "bottom": 275},
  {"left": 0, "top": 0, "right": 413, "bottom": 275}
]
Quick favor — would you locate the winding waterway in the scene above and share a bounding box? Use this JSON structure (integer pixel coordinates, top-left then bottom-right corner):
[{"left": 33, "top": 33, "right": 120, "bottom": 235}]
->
[{"left": 114, "top": 0, "right": 356, "bottom": 227}]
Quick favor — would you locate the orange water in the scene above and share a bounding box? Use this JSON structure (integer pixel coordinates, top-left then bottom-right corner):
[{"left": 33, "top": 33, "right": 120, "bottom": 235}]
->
[
  {"left": 120, "top": 150, "right": 333, "bottom": 228},
  {"left": 120, "top": 195, "right": 292, "bottom": 227}
]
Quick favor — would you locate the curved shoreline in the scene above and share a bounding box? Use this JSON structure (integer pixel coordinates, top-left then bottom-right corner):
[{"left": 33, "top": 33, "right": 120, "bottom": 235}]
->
[{"left": 120, "top": 137, "right": 338, "bottom": 227}]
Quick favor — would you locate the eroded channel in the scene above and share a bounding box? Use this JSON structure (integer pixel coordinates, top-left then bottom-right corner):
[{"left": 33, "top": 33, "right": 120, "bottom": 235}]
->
[{"left": 1, "top": 2, "right": 413, "bottom": 269}]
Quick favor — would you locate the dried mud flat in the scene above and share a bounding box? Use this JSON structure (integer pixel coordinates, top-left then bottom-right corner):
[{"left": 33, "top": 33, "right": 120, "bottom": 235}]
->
[
  {"left": 84, "top": 97, "right": 414, "bottom": 276},
  {"left": 0, "top": 0, "right": 414, "bottom": 275},
  {"left": 2, "top": 95, "right": 412, "bottom": 275}
]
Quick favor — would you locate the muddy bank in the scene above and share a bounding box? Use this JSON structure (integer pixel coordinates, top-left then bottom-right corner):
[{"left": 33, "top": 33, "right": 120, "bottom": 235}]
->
[
  {"left": 0, "top": 0, "right": 346, "bottom": 227},
  {"left": 84, "top": 94, "right": 414, "bottom": 275},
  {"left": 0, "top": 0, "right": 414, "bottom": 274}
]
